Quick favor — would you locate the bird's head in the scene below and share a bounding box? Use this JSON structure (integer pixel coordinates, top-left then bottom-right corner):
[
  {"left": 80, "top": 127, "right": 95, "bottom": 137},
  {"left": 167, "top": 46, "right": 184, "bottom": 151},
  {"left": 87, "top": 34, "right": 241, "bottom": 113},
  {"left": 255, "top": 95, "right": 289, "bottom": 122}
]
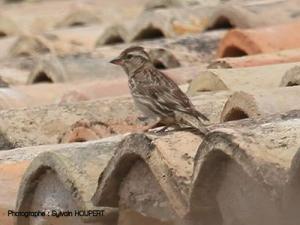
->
[{"left": 110, "top": 46, "right": 152, "bottom": 74}]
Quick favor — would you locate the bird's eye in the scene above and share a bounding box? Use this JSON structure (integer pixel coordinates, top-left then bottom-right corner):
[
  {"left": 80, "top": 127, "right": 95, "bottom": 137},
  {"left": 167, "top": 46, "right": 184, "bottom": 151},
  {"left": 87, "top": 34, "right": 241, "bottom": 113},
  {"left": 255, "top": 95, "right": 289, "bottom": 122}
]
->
[{"left": 126, "top": 54, "right": 133, "bottom": 59}]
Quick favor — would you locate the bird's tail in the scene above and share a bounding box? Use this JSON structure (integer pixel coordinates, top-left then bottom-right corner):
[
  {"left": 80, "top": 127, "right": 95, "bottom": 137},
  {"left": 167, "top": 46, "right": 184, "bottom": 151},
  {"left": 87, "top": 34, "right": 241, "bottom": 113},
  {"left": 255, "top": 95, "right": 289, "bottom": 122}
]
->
[
  {"left": 195, "top": 110, "right": 210, "bottom": 122},
  {"left": 179, "top": 112, "right": 210, "bottom": 135}
]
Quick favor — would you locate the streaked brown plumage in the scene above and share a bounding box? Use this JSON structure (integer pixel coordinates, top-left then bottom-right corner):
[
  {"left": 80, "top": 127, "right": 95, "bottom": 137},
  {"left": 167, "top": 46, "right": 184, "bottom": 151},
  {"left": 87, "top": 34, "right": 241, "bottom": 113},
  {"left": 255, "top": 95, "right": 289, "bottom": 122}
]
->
[{"left": 110, "top": 46, "right": 209, "bottom": 134}]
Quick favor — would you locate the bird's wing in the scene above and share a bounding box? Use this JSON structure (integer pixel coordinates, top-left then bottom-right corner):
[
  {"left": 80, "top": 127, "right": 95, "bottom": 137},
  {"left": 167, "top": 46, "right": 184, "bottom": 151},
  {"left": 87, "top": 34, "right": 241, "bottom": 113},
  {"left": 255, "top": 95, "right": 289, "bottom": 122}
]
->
[{"left": 135, "top": 83, "right": 209, "bottom": 121}]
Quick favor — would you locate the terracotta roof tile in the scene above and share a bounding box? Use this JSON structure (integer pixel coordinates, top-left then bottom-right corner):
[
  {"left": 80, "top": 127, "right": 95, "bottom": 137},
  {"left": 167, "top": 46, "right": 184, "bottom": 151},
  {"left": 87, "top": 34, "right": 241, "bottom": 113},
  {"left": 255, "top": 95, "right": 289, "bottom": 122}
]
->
[
  {"left": 0, "top": 1, "right": 300, "bottom": 224},
  {"left": 220, "top": 86, "right": 300, "bottom": 122},
  {"left": 187, "top": 62, "right": 300, "bottom": 94},
  {"left": 208, "top": 0, "right": 300, "bottom": 30},
  {"left": 209, "top": 48, "right": 300, "bottom": 68},
  {"left": 218, "top": 21, "right": 300, "bottom": 57}
]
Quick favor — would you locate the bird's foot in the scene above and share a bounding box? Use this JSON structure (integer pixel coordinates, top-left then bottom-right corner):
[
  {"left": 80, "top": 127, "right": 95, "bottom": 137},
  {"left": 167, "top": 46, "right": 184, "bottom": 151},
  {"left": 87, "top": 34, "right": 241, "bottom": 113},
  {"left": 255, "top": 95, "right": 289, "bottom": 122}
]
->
[
  {"left": 153, "top": 126, "right": 170, "bottom": 133},
  {"left": 140, "top": 120, "right": 160, "bottom": 133},
  {"left": 148, "top": 125, "right": 181, "bottom": 135},
  {"left": 143, "top": 126, "right": 172, "bottom": 136}
]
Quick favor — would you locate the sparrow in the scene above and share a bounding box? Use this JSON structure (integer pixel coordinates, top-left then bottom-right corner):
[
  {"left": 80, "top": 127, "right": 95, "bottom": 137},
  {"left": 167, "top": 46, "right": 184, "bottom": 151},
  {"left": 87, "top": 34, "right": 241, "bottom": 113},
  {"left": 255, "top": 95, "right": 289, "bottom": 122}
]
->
[{"left": 110, "top": 46, "right": 209, "bottom": 135}]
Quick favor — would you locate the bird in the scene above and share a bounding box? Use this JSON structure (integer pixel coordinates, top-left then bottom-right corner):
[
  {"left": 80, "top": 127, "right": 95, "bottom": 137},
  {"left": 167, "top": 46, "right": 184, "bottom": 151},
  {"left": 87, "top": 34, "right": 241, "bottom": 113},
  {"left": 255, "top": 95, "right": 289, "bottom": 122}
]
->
[{"left": 110, "top": 46, "right": 209, "bottom": 135}]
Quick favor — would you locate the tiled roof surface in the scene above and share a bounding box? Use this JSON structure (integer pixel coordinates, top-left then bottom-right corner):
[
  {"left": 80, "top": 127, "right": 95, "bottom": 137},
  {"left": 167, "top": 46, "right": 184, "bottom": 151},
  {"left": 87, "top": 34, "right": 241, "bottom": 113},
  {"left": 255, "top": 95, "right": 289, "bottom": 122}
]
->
[{"left": 0, "top": 0, "right": 300, "bottom": 225}]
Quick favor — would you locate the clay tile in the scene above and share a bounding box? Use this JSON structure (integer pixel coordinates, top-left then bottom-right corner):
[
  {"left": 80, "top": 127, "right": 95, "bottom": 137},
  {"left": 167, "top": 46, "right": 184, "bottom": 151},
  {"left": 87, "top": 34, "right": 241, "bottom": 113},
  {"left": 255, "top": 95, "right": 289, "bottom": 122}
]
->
[{"left": 218, "top": 21, "right": 300, "bottom": 58}]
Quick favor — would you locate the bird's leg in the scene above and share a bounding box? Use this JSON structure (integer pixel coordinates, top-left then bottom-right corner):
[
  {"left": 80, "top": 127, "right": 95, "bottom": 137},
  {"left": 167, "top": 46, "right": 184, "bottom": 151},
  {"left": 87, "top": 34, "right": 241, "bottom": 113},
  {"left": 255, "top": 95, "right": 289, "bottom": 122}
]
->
[
  {"left": 140, "top": 118, "right": 161, "bottom": 132},
  {"left": 154, "top": 126, "right": 170, "bottom": 133},
  {"left": 153, "top": 124, "right": 181, "bottom": 133}
]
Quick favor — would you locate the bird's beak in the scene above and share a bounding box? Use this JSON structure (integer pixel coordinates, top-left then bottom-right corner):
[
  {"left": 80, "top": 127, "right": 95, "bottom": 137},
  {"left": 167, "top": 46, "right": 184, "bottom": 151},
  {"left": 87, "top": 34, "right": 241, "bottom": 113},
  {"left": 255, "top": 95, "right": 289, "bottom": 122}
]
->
[{"left": 110, "top": 57, "right": 123, "bottom": 65}]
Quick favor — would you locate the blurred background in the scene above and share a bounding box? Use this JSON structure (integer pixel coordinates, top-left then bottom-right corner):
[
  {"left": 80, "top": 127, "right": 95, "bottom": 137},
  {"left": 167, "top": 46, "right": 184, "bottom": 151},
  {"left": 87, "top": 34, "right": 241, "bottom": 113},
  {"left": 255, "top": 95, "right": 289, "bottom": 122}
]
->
[{"left": 1, "top": 0, "right": 300, "bottom": 225}]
